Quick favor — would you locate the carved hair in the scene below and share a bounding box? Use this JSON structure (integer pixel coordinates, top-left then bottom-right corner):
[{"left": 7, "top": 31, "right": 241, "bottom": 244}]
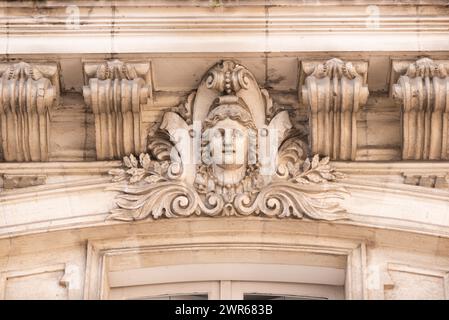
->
[{"left": 203, "top": 104, "right": 257, "bottom": 131}]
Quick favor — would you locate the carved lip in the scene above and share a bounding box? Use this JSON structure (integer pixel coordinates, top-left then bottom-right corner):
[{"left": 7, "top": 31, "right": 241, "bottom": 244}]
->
[{"left": 216, "top": 163, "right": 244, "bottom": 170}]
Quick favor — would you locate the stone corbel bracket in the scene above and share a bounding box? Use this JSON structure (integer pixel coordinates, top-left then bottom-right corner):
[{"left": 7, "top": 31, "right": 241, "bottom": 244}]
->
[
  {"left": 300, "top": 58, "right": 369, "bottom": 160},
  {"left": 0, "top": 61, "right": 60, "bottom": 161},
  {"left": 83, "top": 60, "right": 152, "bottom": 160},
  {"left": 391, "top": 58, "right": 449, "bottom": 160}
]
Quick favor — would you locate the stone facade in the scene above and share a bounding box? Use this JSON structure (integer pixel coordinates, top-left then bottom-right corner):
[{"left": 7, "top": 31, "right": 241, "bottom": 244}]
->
[{"left": 0, "top": 0, "right": 449, "bottom": 300}]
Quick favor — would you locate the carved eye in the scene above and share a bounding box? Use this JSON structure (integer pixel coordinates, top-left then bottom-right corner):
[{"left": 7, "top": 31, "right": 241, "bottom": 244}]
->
[
  {"left": 260, "top": 128, "right": 268, "bottom": 137},
  {"left": 214, "top": 129, "right": 225, "bottom": 138}
]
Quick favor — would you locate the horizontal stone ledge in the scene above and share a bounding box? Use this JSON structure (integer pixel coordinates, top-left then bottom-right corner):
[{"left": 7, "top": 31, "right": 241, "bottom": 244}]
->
[
  {"left": 0, "top": 173, "right": 448, "bottom": 240},
  {"left": 0, "top": 161, "right": 121, "bottom": 175},
  {"left": 3, "top": 0, "right": 449, "bottom": 8},
  {"left": 0, "top": 160, "right": 449, "bottom": 175},
  {"left": 333, "top": 161, "right": 449, "bottom": 176},
  {"left": 0, "top": 160, "right": 447, "bottom": 177},
  {"left": 2, "top": 33, "right": 449, "bottom": 54}
]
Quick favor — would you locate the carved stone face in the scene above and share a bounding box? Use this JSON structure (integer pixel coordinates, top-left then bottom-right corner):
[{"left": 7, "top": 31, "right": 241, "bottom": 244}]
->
[{"left": 209, "top": 118, "right": 248, "bottom": 170}]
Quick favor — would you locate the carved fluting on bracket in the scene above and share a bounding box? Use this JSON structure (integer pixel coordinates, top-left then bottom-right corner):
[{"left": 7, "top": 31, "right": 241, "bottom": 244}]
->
[
  {"left": 301, "top": 58, "right": 369, "bottom": 160},
  {"left": 0, "top": 62, "right": 59, "bottom": 161},
  {"left": 83, "top": 60, "right": 152, "bottom": 160},
  {"left": 392, "top": 58, "right": 449, "bottom": 160}
]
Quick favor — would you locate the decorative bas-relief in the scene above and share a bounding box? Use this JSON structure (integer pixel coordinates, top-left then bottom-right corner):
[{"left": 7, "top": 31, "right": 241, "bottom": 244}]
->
[
  {"left": 0, "top": 62, "right": 59, "bottom": 161},
  {"left": 300, "top": 58, "right": 369, "bottom": 160},
  {"left": 392, "top": 58, "right": 449, "bottom": 160},
  {"left": 108, "top": 61, "right": 348, "bottom": 221},
  {"left": 83, "top": 60, "right": 152, "bottom": 160}
]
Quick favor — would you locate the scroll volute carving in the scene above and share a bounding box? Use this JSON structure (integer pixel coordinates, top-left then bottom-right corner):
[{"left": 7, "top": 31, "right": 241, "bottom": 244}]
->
[
  {"left": 108, "top": 60, "right": 349, "bottom": 221},
  {"left": 300, "top": 58, "right": 369, "bottom": 161},
  {"left": 83, "top": 60, "right": 151, "bottom": 160},
  {"left": 392, "top": 58, "right": 449, "bottom": 160},
  {"left": 0, "top": 62, "right": 59, "bottom": 162}
]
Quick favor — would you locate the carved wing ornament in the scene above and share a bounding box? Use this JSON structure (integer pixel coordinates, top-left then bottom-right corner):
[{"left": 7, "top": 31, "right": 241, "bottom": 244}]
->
[{"left": 108, "top": 61, "right": 349, "bottom": 221}]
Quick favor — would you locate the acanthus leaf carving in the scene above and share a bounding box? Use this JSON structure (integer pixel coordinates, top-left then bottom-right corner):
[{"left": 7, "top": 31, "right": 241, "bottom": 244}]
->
[
  {"left": 95, "top": 60, "right": 138, "bottom": 80},
  {"left": 108, "top": 153, "right": 347, "bottom": 221},
  {"left": 3, "top": 61, "right": 44, "bottom": 81},
  {"left": 108, "top": 61, "right": 349, "bottom": 221},
  {"left": 404, "top": 58, "right": 448, "bottom": 78},
  {"left": 310, "top": 58, "right": 360, "bottom": 80}
]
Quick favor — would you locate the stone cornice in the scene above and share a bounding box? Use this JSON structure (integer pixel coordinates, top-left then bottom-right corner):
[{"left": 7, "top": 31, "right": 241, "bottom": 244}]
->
[
  {"left": 0, "top": 161, "right": 120, "bottom": 175},
  {"left": 4, "top": 1, "right": 449, "bottom": 7},
  {"left": 333, "top": 161, "right": 449, "bottom": 176},
  {"left": 1, "top": 1, "right": 449, "bottom": 53}
]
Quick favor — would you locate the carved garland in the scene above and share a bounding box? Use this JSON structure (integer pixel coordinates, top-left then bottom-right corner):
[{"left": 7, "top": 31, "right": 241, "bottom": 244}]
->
[{"left": 108, "top": 61, "right": 349, "bottom": 221}]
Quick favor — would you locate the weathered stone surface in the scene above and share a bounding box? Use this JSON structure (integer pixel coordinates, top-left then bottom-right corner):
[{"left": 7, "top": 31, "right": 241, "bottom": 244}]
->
[
  {"left": 392, "top": 58, "right": 449, "bottom": 160},
  {"left": 0, "top": 0, "right": 448, "bottom": 301},
  {"left": 83, "top": 60, "right": 152, "bottom": 160},
  {"left": 0, "top": 62, "right": 59, "bottom": 162},
  {"left": 301, "top": 58, "right": 369, "bottom": 160}
]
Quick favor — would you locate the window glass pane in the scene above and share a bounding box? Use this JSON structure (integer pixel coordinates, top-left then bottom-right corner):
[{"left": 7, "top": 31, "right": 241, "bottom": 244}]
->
[
  {"left": 244, "top": 294, "right": 328, "bottom": 300},
  {"left": 139, "top": 294, "right": 209, "bottom": 300}
]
